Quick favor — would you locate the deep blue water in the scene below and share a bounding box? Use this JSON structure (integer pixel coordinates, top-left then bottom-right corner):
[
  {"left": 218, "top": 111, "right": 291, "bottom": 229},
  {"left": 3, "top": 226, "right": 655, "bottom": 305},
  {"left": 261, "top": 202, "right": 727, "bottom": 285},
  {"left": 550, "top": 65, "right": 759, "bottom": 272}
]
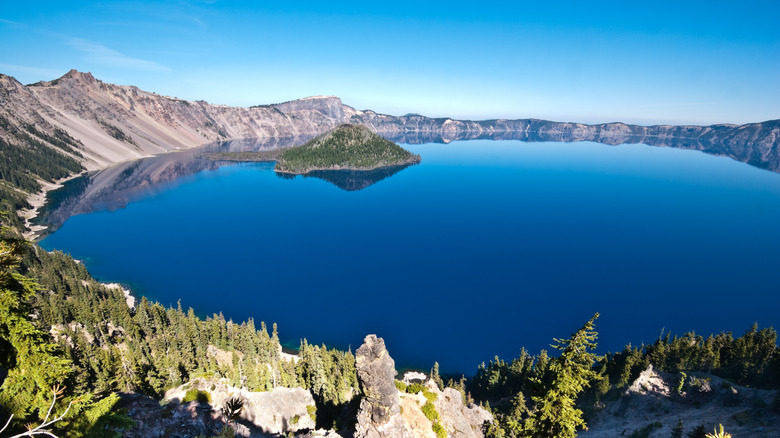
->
[{"left": 40, "top": 140, "right": 780, "bottom": 374}]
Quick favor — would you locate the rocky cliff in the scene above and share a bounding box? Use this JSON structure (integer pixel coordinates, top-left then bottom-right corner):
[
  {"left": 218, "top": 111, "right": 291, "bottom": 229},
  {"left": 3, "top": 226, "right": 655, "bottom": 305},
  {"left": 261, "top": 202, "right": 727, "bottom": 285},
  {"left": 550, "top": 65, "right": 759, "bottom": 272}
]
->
[
  {"left": 355, "top": 334, "right": 410, "bottom": 438},
  {"left": 353, "top": 335, "right": 490, "bottom": 438},
  {"left": 1, "top": 70, "right": 355, "bottom": 170},
  {"left": 2, "top": 69, "right": 778, "bottom": 177}
]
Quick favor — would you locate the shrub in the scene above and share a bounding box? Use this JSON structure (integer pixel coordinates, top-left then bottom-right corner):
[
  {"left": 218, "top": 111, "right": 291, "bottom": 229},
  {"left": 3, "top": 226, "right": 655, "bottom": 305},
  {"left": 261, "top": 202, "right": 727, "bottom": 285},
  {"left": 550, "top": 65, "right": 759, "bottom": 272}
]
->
[
  {"left": 407, "top": 383, "right": 425, "bottom": 394},
  {"left": 421, "top": 401, "right": 440, "bottom": 423},
  {"left": 705, "top": 424, "right": 732, "bottom": 438},
  {"left": 423, "top": 390, "right": 438, "bottom": 402},
  {"left": 183, "top": 389, "right": 212, "bottom": 403},
  {"left": 432, "top": 421, "right": 447, "bottom": 438},
  {"left": 395, "top": 380, "right": 407, "bottom": 392}
]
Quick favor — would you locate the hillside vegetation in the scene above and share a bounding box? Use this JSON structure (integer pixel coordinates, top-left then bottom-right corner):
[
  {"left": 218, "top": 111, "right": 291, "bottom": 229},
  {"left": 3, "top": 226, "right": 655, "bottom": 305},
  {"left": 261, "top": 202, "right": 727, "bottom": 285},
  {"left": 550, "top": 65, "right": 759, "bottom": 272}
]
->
[{"left": 274, "top": 124, "right": 421, "bottom": 174}]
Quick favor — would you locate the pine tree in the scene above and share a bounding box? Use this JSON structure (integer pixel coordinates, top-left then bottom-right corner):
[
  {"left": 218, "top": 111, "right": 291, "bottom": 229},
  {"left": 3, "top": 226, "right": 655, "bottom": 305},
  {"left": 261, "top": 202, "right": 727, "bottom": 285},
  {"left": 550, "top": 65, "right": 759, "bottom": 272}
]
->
[
  {"left": 431, "top": 362, "right": 444, "bottom": 390},
  {"left": 0, "top": 231, "right": 72, "bottom": 420},
  {"left": 672, "top": 419, "right": 684, "bottom": 438},
  {"left": 523, "top": 313, "right": 600, "bottom": 438}
]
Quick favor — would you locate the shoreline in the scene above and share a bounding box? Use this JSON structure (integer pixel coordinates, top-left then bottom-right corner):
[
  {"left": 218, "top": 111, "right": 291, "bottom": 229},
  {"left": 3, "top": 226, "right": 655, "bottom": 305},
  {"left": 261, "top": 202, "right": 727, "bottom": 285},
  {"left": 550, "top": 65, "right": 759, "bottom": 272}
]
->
[
  {"left": 102, "top": 282, "right": 136, "bottom": 308},
  {"left": 20, "top": 172, "right": 88, "bottom": 241},
  {"left": 19, "top": 147, "right": 208, "bottom": 242}
]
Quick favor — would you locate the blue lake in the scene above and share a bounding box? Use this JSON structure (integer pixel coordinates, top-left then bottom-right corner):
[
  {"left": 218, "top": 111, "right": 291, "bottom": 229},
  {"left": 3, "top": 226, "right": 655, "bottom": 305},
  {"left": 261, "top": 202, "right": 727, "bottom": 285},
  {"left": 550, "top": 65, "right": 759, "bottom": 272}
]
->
[{"left": 39, "top": 140, "right": 780, "bottom": 374}]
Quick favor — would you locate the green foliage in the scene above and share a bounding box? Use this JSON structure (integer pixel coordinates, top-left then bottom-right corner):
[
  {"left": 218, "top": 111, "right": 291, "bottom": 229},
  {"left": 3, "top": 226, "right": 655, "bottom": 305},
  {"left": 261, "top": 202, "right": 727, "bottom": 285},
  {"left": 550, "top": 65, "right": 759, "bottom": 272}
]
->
[
  {"left": 0, "top": 114, "right": 84, "bottom": 194},
  {"left": 672, "top": 419, "right": 684, "bottom": 438},
  {"left": 183, "top": 389, "right": 211, "bottom": 404},
  {"left": 275, "top": 124, "right": 419, "bottom": 173},
  {"left": 62, "top": 393, "right": 135, "bottom": 438},
  {"left": 306, "top": 404, "right": 317, "bottom": 424},
  {"left": 407, "top": 383, "right": 425, "bottom": 394},
  {"left": 296, "top": 339, "right": 359, "bottom": 406},
  {"left": 97, "top": 120, "right": 137, "bottom": 145},
  {"left": 704, "top": 424, "right": 732, "bottom": 438},
  {"left": 432, "top": 421, "right": 447, "bottom": 438},
  {"left": 431, "top": 362, "right": 444, "bottom": 390},
  {"left": 394, "top": 380, "right": 407, "bottom": 392},
  {"left": 687, "top": 424, "right": 707, "bottom": 438},
  {"left": 0, "top": 230, "right": 73, "bottom": 421},
  {"left": 522, "top": 313, "right": 601, "bottom": 438},
  {"left": 423, "top": 389, "right": 438, "bottom": 403},
  {"left": 677, "top": 372, "right": 687, "bottom": 394},
  {"left": 421, "top": 401, "right": 440, "bottom": 423}
]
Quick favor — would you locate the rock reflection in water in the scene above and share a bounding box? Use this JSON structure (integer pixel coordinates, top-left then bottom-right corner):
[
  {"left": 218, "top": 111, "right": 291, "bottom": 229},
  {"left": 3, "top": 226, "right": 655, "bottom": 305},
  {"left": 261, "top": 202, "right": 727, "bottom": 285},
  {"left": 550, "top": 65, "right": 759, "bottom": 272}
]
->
[{"left": 34, "top": 137, "right": 311, "bottom": 235}]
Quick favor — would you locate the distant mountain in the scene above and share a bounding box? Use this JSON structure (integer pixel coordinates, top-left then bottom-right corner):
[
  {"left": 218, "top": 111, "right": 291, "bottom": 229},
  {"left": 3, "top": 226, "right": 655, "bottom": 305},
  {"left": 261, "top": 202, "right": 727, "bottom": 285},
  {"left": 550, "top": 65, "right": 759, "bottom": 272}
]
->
[{"left": 1, "top": 69, "right": 778, "bottom": 178}]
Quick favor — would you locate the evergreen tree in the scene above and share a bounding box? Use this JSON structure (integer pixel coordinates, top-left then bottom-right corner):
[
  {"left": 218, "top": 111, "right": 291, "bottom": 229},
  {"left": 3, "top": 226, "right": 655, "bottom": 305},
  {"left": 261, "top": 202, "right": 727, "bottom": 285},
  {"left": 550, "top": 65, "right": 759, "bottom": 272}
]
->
[
  {"left": 672, "top": 419, "right": 684, "bottom": 438},
  {"left": 687, "top": 425, "right": 707, "bottom": 438},
  {"left": 523, "top": 313, "right": 600, "bottom": 438},
  {"left": 431, "top": 362, "right": 444, "bottom": 390},
  {"left": 0, "top": 230, "right": 72, "bottom": 420}
]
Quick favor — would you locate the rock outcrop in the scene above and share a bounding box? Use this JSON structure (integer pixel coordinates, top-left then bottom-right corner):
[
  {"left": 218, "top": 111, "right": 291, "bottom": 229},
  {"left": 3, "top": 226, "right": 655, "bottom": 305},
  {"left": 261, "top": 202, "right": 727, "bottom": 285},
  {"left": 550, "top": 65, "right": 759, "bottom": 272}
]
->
[
  {"left": 354, "top": 334, "right": 410, "bottom": 438},
  {"left": 123, "top": 377, "right": 318, "bottom": 437},
  {"left": 353, "top": 335, "right": 491, "bottom": 438},
  {"left": 581, "top": 365, "right": 780, "bottom": 438},
  {"left": 434, "top": 388, "right": 492, "bottom": 438}
]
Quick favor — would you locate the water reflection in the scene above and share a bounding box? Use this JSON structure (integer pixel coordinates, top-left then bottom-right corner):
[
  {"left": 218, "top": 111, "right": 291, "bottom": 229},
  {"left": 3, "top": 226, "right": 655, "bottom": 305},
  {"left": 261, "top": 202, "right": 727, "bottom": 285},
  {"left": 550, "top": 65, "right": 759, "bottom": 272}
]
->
[
  {"left": 34, "top": 136, "right": 312, "bottom": 235},
  {"left": 35, "top": 126, "right": 779, "bottom": 237},
  {"left": 381, "top": 127, "right": 780, "bottom": 172},
  {"left": 278, "top": 163, "right": 417, "bottom": 191}
]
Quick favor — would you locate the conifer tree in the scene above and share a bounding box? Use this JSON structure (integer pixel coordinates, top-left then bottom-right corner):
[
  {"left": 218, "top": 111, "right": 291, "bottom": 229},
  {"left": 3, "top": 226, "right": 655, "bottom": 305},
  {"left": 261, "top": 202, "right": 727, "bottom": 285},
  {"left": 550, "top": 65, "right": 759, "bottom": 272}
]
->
[
  {"left": 0, "top": 230, "right": 72, "bottom": 419},
  {"left": 523, "top": 313, "right": 600, "bottom": 438}
]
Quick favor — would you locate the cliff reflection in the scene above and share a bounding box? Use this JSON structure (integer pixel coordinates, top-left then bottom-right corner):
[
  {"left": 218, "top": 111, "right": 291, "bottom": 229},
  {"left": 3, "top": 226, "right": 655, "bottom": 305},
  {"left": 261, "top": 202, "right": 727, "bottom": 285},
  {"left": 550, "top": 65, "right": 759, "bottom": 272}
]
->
[{"left": 34, "top": 137, "right": 310, "bottom": 235}]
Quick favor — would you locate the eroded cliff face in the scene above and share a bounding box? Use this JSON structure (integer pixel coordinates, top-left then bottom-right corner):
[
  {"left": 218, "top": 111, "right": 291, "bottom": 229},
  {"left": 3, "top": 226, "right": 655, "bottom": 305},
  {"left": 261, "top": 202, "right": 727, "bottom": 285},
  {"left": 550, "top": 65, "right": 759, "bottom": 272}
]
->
[
  {"left": 353, "top": 335, "right": 491, "bottom": 438},
  {"left": 0, "top": 70, "right": 355, "bottom": 169},
  {"left": 1, "top": 69, "right": 779, "bottom": 177}
]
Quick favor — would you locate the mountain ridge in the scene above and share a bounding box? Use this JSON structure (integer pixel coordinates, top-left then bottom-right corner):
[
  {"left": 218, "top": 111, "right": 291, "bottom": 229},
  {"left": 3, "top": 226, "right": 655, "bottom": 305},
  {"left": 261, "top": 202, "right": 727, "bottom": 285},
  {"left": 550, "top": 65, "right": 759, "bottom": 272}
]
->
[{"left": 2, "top": 70, "right": 778, "bottom": 171}]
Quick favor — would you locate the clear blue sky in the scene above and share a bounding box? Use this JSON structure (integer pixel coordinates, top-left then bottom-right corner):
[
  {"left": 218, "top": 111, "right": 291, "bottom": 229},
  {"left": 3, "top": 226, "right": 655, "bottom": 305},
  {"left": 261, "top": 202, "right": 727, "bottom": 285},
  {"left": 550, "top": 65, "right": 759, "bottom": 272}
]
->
[{"left": 1, "top": 1, "right": 778, "bottom": 125}]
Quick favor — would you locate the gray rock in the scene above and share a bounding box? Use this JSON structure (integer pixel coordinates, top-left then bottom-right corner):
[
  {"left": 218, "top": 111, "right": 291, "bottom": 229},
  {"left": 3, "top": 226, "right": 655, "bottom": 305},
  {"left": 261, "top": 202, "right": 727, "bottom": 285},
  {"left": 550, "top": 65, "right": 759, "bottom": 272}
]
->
[
  {"left": 354, "top": 334, "right": 410, "bottom": 438},
  {"left": 434, "top": 388, "right": 492, "bottom": 438},
  {"left": 355, "top": 335, "right": 400, "bottom": 426},
  {"left": 158, "top": 377, "right": 316, "bottom": 436}
]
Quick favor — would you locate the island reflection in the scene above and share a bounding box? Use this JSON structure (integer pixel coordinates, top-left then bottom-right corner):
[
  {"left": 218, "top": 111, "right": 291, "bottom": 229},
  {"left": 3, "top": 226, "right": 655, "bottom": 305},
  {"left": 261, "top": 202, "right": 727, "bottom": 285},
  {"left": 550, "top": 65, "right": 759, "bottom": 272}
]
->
[
  {"left": 276, "top": 163, "right": 417, "bottom": 191},
  {"left": 34, "top": 127, "right": 779, "bottom": 237}
]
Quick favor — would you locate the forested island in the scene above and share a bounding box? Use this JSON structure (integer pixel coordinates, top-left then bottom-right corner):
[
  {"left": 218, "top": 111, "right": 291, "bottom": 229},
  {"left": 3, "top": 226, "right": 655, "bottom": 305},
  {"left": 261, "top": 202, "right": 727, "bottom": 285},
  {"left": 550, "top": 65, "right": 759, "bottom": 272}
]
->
[{"left": 204, "top": 124, "right": 421, "bottom": 175}]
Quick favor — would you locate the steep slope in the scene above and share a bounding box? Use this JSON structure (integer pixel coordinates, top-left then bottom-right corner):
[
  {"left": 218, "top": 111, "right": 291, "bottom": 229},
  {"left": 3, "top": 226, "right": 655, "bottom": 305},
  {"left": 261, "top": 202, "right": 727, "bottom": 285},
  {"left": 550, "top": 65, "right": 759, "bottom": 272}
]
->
[
  {"left": 2, "top": 70, "right": 778, "bottom": 176},
  {"left": 17, "top": 70, "right": 355, "bottom": 168},
  {"left": 1, "top": 69, "right": 779, "bottom": 234}
]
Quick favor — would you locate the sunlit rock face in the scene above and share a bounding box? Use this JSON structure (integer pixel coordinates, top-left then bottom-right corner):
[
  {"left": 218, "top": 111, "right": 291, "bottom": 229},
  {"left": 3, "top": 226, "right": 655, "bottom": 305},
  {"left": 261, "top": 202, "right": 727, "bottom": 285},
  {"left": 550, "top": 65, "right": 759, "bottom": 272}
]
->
[
  {"left": 2, "top": 70, "right": 778, "bottom": 176},
  {"left": 354, "top": 334, "right": 410, "bottom": 438}
]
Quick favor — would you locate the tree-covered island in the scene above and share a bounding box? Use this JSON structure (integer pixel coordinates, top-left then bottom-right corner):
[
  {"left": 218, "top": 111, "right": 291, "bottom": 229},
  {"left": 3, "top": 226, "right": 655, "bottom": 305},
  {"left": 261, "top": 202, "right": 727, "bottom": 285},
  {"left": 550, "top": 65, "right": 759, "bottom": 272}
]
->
[{"left": 203, "top": 124, "right": 421, "bottom": 174}]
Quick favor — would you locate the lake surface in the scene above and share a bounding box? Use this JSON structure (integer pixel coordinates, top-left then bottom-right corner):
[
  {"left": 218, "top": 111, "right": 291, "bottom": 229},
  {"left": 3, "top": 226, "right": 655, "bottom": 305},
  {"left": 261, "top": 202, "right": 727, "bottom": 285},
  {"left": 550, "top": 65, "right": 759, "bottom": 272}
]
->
[{"left": 39, "top": 140, "right": 780, "bottom": 373}]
